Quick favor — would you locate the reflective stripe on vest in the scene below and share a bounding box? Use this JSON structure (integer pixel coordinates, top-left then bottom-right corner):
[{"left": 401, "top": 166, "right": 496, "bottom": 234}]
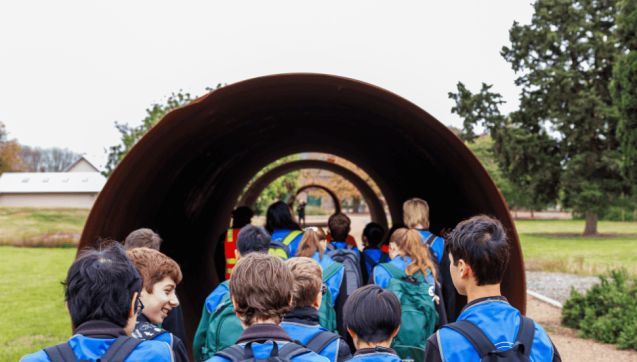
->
[{"left": 225, "top": 229, "right": 241, "bottom": 280}]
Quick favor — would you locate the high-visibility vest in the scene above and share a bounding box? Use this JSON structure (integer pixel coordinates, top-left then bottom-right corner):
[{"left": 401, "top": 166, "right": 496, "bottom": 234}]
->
[{"left": 224, "top": 229, "right": 241, "bottom": 280}]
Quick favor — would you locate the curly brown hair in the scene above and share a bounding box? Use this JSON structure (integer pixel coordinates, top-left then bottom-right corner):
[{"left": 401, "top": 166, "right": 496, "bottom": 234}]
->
[{"left": 229, "top": 253, "right": 293, "bottom": 326}]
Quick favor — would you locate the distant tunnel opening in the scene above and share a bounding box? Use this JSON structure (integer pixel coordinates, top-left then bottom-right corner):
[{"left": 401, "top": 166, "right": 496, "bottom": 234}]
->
[{"left": 79, "top": 73, "right": 525, "bottom": 354}]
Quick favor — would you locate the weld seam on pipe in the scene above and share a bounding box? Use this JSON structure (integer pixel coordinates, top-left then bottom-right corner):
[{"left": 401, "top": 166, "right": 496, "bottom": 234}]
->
[{"left": 527, "top": 289, "right": 563, "bottom": 308}]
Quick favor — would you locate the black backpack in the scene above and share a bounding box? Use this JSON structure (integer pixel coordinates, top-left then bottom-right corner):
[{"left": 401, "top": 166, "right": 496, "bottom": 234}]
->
[
  {"left": 443, "top": 315, "right": 535, "bottom": 361},
  {"left": 43, "top": 336, "right": 142, "bottom": 362},
  {"left": 304, "top": 331, "right": 342, "bottom": 354},
  {"left": 215, "top": 340, "right": 313, "bottom": 362}
]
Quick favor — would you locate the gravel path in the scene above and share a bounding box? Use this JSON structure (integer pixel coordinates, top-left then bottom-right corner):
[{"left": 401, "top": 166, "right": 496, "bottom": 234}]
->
[{"left": 526, "top": 271, "right": 602, "bottom": 304}]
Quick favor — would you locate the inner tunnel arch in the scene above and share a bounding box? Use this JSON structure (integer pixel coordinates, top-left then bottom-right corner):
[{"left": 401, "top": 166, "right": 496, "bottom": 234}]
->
[
  {"left": 293, "top": 184, "right": 342, "bottom": 215},
  {"left": 79, "top": 73, "right": 525, "bottom": 351},
  {"left": 238, "top": 159, "right": 388, "bottom": 230}
]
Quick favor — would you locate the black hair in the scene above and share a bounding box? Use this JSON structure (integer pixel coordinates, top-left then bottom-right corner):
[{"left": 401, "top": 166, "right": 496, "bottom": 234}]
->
[
  {"left": 383, "top": 222, "right": 406, "bottom": 246},
  {"left": 363, "top": 222, "right": 385, "bottom": 248},
  {"left": 343, "top": 285, "right": 402, "bottom": 344},
  {"left": 444, "top": 215, "right": 510, "bottom": 286},
  {"left": 237, "top": 225, "right": 271, "bottom": 255},
  {"left": 231, "top": 206, "right": 254, "bottom": 229},
  {"left": 265, "top": 201, "right": 300, "bottom": 234},
  {"left": 64, "top": 242, "right": 143, "bottom": 328}
]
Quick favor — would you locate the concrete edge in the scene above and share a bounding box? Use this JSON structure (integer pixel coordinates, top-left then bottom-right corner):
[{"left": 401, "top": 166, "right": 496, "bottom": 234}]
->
[{"left": 527, "top": 289, "right": 563, "bottom": 309}]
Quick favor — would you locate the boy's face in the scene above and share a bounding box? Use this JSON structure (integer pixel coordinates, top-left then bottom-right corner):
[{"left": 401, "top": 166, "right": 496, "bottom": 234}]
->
[
  {"left": 449, "top": 253, "right": 468, "bottom": 296},
  {"left": 140, "top": 276, "right": 179, "bottom": 324}
]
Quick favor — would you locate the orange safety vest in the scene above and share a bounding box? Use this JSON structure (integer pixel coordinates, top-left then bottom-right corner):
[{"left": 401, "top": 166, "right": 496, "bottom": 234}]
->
[
  {"left": 326, "top": 234, "right": 357, "bottom": 247},
  {"left": 224, "top": 228, "right": 241, "bottom": 280}
]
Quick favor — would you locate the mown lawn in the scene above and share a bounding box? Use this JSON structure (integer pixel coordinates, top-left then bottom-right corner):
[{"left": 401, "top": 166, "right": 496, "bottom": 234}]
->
[
  {"left": 0, "top": 247, "right": 76, "bottom": 362},
  {"left": 0, "top": 207, "right": 89, "bottom": 244},
  {"left": 515, "top": 220, "right": 637, "bottom": 276}
]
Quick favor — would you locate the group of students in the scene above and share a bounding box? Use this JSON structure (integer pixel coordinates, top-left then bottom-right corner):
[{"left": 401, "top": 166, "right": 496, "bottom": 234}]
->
[{"left": 21, "top": 198, "right": 562, "bottom": 362}]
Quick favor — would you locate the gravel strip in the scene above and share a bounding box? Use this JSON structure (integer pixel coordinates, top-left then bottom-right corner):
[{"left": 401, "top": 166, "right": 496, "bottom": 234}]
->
[{"left": 526, "top": 271, "right": 602, "bottom": 304}]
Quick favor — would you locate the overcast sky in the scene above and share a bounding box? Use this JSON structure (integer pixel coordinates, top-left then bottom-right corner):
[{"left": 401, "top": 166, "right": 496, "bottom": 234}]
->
[{"left": 0, "top": 1, "right": 534, "bottom": 170}]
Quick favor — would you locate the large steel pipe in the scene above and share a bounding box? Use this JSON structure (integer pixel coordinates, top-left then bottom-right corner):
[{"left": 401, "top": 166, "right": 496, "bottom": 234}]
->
[
  {"left": 294, "top": 184, "right": 342, "bottom": 215},
  {"left": 79, "top": 73, "right": 525, "bottom": 354},
  {"left": 238, "top": 160, "right": 388, "bottom": 230}
]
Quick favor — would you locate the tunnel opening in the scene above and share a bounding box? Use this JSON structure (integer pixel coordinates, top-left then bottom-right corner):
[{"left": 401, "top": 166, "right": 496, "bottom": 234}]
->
[{"left": 79, "top": 73, "right": 525, "bottom": 353}]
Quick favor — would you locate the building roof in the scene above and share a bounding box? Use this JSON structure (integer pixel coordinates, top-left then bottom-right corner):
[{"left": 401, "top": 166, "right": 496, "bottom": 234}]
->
[
  {"left": 0, "top": 172, "right": 106, "bottom": 193},
  {"left": 63, "top": 156, "right": 100, "bottom": 173}
]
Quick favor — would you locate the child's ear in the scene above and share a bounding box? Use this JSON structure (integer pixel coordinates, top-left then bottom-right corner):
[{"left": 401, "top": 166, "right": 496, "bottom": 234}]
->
[{"left": 231, "top": 296, "right": 242, "bottom": 317}]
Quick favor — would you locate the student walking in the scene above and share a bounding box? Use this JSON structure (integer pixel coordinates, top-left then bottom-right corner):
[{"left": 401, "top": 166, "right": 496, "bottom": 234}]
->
[
  {"left": 425, "top": 215, "right": 562, "bottom": 362},
  {"left": 359, "top": 222, "right": 388, "bottom": 284},
  {"left": 265, "top": 201, "right": 304, "bottom": 258}
]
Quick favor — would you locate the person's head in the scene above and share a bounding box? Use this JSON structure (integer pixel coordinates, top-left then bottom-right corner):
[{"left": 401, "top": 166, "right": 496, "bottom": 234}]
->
[
  {"left": 444, "top": 215, "right": 510, "bottom": 295},
  {"left": 285, "top": 257, "right": 323, "bottom": 310},
  {"left": 235, "top": 225, "right": 271, "bottom": 260},
  {"left": 389, "top": 228, "right": 437, "bottom": 282},
  {"left": 231, "top": 206, "right": 254, "bottom": 229},
  {"left": 229, "top": 253, "right": 294, "bottom": 327},
  {"left": 383, "top": 222, "right": 406, "bottom": 247},
  {"left": 362, "top": 222, "right": 385, "bottom": 248},
  {"left": 343, "top": 285, "right": 401, "bottom": 349},
  {"left": 124, "top": 228, "right": 162, "bottom": 250},
  {"left": 64, "top": 242, "right": 143, "bottom": 336},
  {"left": 295, "top": 226, "right": 327, "bottom": 259},
  {"left": 126, "top": 247, "right": 182, "bottom": 324},
  {"left": 265, "top": 201, "right": 301, "bottom": 234},
  {"left": 328, "top": 212, "right": 351, "bottom": 241},
  {"left": 403, "top": 198, "right": 430, "bottom": 229}
]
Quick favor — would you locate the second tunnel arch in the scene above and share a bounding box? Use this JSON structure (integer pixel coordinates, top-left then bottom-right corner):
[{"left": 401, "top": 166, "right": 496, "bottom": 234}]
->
[
  {"left": 294, "top": 184, "right": 342, "bottom": 216},
  {"left": 79, "top": 73, "right": 525, "bottom": 351},
  {"left": 238, "top": 159, "right": 388, "bottom": 230}
]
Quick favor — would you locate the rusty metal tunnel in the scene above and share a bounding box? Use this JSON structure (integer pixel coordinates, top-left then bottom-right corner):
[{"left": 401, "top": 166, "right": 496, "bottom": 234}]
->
[{"left": 79, "top": 73, "right": 525, "bottom": 353}]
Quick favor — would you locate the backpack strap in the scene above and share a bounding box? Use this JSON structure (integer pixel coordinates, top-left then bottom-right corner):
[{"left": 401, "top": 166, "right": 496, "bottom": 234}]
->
[
  {"left": 221, "top": 280, "right": 230, "bottom": 288},
  {"left": 325, "top": 243, "right": 336, "bottom": 252},
  {"left": 379, "top": 252, "right": 389, "bottom": 263},
  {"left": 215, "top": 345, "right": 247, "bottom": 362},
  {"left": 132, "top": 322, "right": 168, "bottom": 341},
  {"left": 322, "top": 261, "right": 343, "bottom": 281},
  {"left": 443, "top": 320, "right": 496, "bottom": 359},
  {"left": 378, "top": 262, "right": 406, "bottom": 280},
  {"left": 278, "top": 342, "right": 313, "bottom": 360},
  {"left": 282, "top": 230, "right": 303, "bottom": 245},
  {"left": 345, "top": 244, "right": 354, "bottom": 251},
  {"left": 269, "top": 239, "right": 290, "bottom": 259},
  {"left": 424, "top": 234, "right": 437, "bottom": 247},
  {"left": 363, "top": 252, "right": 378, "bottom": 269},
  {"left": 44, "top": 343, "right": 79, "bottom": 362},
  {"left": 305, "top": 331, "right": 341, "bottom": 354},
  {"left": 515, "top": 315, "right": 536, "bottom": 358},
  {"left": 99, "top": 336, "right": 142, "bottom": 362}
]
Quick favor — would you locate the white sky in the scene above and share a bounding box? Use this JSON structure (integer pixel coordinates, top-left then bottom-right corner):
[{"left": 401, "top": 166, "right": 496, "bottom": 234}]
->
[{"left": 0, "top": 1, "right": 534, "bottom": 170}]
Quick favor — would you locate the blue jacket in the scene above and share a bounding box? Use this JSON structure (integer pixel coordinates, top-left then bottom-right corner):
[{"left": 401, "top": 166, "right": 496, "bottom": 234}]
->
[
  {"left": 311, "top": 251, "right": 345, "bottom": 305},
  {"left": 205, "top": 324, "right": 329, "bottom": 362},
  {"left": 417, "top": 230, "right": 444, "bottom": 264},
  {"left": 281, "top": 308, "right": 351, "bottom": 362},
  {"left": 20, "top": 320, "right": 173, "bottom": 362},
  {"left": 371, "top": 256, "right": 434, "bottom": 289},
  {"left": 134, "top": 314, "right": 188, "bottom": 362},
  {"left": 361, "top": 248, "right": 389, "bottom": 276},
  {"left": 436, "top": 298, "right": 555, "bottom": 362},
  {"left": 272, "top": 229, "right": 305, "bottom": 257},
  {"left": 329, "top": 241, "right": 359, "bottom": 258},
  {"left": 349, "top": 348, "right": 401, "bottom": 362},
  {"left": 204, "top": 282, "right": 230, "bottom": 314}
]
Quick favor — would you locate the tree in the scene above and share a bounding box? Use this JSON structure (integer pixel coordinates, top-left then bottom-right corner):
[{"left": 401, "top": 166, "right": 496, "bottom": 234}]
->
[
  {"left": 244, "top": 155, "right": 302, "bottom": 216},
  {"left": 611, "top": 0, "right": 637, "bottom": 187},
  {"left": 19, "top": 145, "right": 42, "bottom": 172},
  {"left": 0, "top": 122, "right": 25, "bottom": 174},
  {"left": 103, "top": 85, "right": 224, "bottom": 177},
  {"left": 19, "top": 146, "right": 81, "bottom": 172},
  {"left": 452, "top": 0, "right": 629, "bottom": 235}
]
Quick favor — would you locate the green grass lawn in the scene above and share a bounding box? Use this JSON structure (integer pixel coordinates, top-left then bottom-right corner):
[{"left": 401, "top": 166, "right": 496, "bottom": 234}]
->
[
  {"left": 0, "top": 247, "right": 76, "bottom": 361},
  {"left": 0, "top": 207, "right": 89, "bottom": 245},
  {"left": 515, "top": 220, "right": 637, "bottom": 276}
]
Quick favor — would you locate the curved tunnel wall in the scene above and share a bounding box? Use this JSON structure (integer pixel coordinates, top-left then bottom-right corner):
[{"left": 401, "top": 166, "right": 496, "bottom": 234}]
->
[
  {"left": 238, "top": 160, "right": 388, "bottom": 230},
  {"left": 294, "top": 184, "right": 342, "bottom": 215},
  {"left": 79, "top": 73, "right": 525, "bottom": 351}
]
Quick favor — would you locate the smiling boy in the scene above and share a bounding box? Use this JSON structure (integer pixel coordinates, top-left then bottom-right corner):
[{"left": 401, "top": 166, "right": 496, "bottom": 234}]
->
[{"left": 126, "top": 247, "right": 189, "bottom": 362}]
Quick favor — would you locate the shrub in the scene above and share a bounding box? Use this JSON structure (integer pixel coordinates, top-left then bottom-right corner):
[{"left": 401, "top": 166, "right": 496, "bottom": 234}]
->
[{"left": 561, "top": 269, "right": 637, "bottom": 349}]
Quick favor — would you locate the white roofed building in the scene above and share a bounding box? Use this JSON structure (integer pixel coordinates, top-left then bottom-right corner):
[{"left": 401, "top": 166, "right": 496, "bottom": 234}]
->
[{"left": 0, "top": 161, "right": 106, "bottom": 208}]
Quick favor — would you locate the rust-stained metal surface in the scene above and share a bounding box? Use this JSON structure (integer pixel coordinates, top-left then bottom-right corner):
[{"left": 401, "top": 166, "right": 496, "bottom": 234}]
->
[
  {"left": 238, "top": 160, "right": 387, "bottom": 230},
  {"left": 79, "top": 73, "right": 525, "bottom": 353}
]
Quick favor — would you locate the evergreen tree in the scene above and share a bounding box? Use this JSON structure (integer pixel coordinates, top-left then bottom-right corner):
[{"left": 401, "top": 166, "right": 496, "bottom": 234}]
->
[{"left": 452, "top": 0, "right": 630, "bottom": 235}]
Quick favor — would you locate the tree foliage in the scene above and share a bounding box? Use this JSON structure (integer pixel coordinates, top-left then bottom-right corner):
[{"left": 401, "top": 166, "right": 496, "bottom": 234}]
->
[
  {"left": 451, "top": 0, "right": 630, "bottom": 235},
  {"left": 20, "top": 146, "right": 81, "bottom": 172},
  {"left": 0, "top": 122, "right": 24, "bottom": 175},
  {"left": 611, "top": 0, "right": 637, "bottom": 186},
  {"left": 103, "top": 85, "right": 223, "bottom": 177}
]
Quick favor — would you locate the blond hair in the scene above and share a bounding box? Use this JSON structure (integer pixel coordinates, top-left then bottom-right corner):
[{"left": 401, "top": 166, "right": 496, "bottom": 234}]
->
[
  {"left": 295, "top": 227, "right": 327, "bottom": 260},
  {"left": 403, "top": 198, "right": 430, "bottom": 229},
  {"left": 390, "top": 228, "right": 437, "bottom": 282},
  {"left": 286, "top": 257, "right": 323, "bottom": 308}
]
